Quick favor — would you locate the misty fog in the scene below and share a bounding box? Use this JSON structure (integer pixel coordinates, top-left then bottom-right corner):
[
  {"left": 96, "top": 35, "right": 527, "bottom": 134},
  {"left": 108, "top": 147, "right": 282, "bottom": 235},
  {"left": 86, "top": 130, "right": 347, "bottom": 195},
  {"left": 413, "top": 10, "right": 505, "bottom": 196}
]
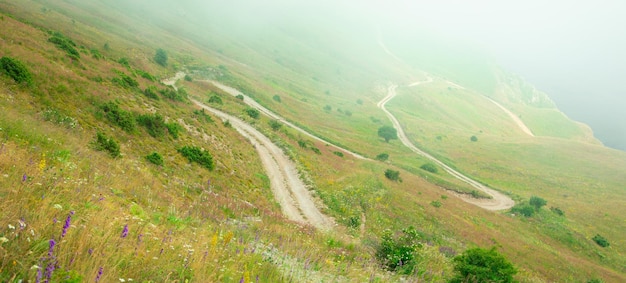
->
[{"left": 142, "top": 0, "right": 626, "bottom": 150}]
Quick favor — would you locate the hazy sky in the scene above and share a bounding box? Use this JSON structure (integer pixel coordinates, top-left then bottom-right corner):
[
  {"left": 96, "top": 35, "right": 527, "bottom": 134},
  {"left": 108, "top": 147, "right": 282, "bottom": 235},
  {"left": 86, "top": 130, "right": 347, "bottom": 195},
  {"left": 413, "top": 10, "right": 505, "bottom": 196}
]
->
[{"left": 367, "top": 0, "right": 626, "bottom": 150}]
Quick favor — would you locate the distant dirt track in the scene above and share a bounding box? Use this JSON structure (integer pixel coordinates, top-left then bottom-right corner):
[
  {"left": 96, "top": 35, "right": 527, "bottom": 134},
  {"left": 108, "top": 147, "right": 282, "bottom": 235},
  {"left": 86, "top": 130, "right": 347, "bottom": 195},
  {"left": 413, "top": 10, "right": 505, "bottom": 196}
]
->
[{"left": 378, "top": 78, "right": 515, "bottom": 211}]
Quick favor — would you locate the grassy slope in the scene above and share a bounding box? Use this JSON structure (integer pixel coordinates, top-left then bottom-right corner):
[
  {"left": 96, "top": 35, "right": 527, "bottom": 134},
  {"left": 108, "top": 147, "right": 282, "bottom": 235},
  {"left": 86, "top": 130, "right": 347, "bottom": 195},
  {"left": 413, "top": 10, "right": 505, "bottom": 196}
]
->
[{"left": 1, "top": 1, "right": 625, "bottom": 282}]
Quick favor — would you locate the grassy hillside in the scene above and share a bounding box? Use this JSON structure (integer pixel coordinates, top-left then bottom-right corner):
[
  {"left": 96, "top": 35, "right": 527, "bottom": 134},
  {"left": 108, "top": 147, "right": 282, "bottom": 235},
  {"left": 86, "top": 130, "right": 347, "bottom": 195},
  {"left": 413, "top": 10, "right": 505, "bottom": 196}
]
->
[{"left": 1, "top": 1, "right": 625, "bottom": 282}]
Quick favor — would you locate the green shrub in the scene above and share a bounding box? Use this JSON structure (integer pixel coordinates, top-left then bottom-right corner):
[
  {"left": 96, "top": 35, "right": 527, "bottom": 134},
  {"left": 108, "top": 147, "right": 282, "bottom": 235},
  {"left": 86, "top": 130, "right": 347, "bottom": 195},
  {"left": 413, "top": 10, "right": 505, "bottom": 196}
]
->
[
  {"left": 592, "top": 234, "right": 609, "bottom": 247},
  {"left": 511, "top": 203, "right": 535, "bottom": 217},
  {"left": 333, "top": 151, "right": 344, "bottom": 157},
  {"left": 112, "top": 71, "right": 139, "bottom": 89},
  {"left": 470, "top": 135, "right": 478, "bottom": 142},
  {"left": 208, "top": 95, "right": 223, "bottom": 105},
  {"left": 136, "top": 70, "right": 156, "bottom": 81},
  {"left": 235, "top": 94, "right": 244, "bottom": 100},
  {"left": 144, "top": 86, "right": 159, "bottom": 100},
  {"left": 160, "top": 88, "right": 185, "bottom": 101},
  {"left": 154, "top": 48, "right": 168, "bottom": 66},
  {"left": 268, "top": 120, "right": 282, "bottom": 131},
  {"left": 550, "top": 207, "right": 565, "bottom": 216},
  {"left": 184, "top": 74, "right": 193, "bottom": 82},
  {"left": 375, "top": 226, "right": 422, "bottom": 273},
  {"left": 323, "top": 105, "right": 332, "bottom": 112},
  {"left": 376, "top": 153, "right": 389, "bottom": 161},
  {"left": 378, "top": 125, "right": 398, "bottom": 142},
  {"left": 48, "top": 32, "right": 80, "bottom": 60},
  {"left": 93, "top": 132, "right": 120, "bottom": 158},
  {"left": 529, "top": 196, "right": 547, "bottom": 210},
  {"left": 99, "top": 102, "right": 136, "bottom": 132},
  {"left": 136, "top": 113, "right": 166, "bottom": 138},
  {"left": 118, "top": 57, "right": 130, "bottom": 68},
  {"left": 0, "top": 56, "right": 32, "bottom": 85},
  {"left": 165, "top": 122, "right": 183, "bottom": 139},
  {"left": 430, "top": 200, "right": 442, "bottom": 208},
  {"left": 193, "top": 109, "right": 213, "bottom": 123},
  {"left": 272, "top": 95, "right": 281, "bottom": 102},
  {"left": 178, "top": 146, "right": 214, "bottom": 170},
  {"left": 420, "top": 163, "right": 438, "bottom": 173},
  {"left": 384, "top": 169, "right": 401, "bottom": 182},
  {"left": 245, "top": 108, "right": 260, "bottom": 119},
  {"left": 90, "top": 49, "right": 103, "bottom": 60},
  {"left": 146, "top": 152, "right": 164, "bottom": 166},
  {"left": 451, "top": 247, "right": 517, "bottom": 283}
]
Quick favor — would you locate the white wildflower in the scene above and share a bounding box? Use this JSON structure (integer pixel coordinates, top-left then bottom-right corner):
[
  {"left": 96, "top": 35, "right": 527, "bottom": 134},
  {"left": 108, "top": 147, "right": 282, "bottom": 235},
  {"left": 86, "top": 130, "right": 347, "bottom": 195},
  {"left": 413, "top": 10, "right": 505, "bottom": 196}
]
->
[
  {"left": 0, "top": 237, "right": 9, "bottom": 243},
  {"left": 8, "top": 224, "right": 15, "bottom": 229},
  {"left": 53, "top": 204, "right": 63, "bottom": 210}
]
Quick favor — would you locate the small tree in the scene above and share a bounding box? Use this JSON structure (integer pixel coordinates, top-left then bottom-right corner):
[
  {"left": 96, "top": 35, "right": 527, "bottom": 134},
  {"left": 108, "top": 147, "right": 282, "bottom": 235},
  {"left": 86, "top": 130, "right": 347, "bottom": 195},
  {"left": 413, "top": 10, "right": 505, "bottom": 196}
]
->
[
  {"left": 592, "top": 234, "right": 609, "bottom": 247},
  {"left": 154, "top": 48, "right": 168, "bottom": 67},
  {"left": 376, "top": 153, "right": 389, "bottom": 161},
  {"left": 145, "top": 152, "right": 164, "bottom": 166},
  {"left": 269, "top": 120, "right": 282, "bottom": 131},
  {"left": 384, "top": 169, "right": 401, "bottom": 182},
  {"left": 378, "top": 125, "right": 398, "bottom": 143},
  {"left": 529, "top": 196, "right": 547, "bottom": 210},
  {"left": 375, "top": 226, "right": 422, "bottom": 273},
  {"left": 451, "top": 247, "right": 517, "bottom": 283},
  {"left": 245, "top": 108, "right": 260, "bottom": 119}
]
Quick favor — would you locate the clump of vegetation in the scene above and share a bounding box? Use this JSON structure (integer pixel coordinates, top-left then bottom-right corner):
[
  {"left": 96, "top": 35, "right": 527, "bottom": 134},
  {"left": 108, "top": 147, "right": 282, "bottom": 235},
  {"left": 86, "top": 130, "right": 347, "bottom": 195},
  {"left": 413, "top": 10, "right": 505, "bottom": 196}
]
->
[
  {"left": 193, "top": 109, "right": 213, "bottom": 123},
  {"left": 550, "top": 207, "right": 565, "bottom": 216},
  {"left": 145, "top": 152, "right": 164, "bottom": 166},
  {"left": 430, "top": 200, "right": 442, "bottom": 208},
  {"left": 529, "top": 196, "right": 547, "bottom": 210},
  {"left": 378, "top": 125, "right": 398, "bottom": 142},
  {"left": 323, "top": 105, "right": 332, "bottom": 112},
  {"left": 245, "top": 108, "right": 260, "bottom": 119},
  {"left": 470, "top": 135, "right": 478, "bottom": 142},
  {"left": 42, "top": 108, "right": 78, "bottom": 129},
  {"left": 99, "top": 101, "right": 136, "bottom": 132},
  {"left": 143, "top": 86, "right": 159, "bottom": 100},
  {"left": 136, "top": 113, "right": 181, "bottom": 139},
  {"left": 184, "top": 74, "right": 192, "bottom": 82},
  {"left": 511, "top": 203, "right": 536, "bottom": 217},
  {"left": 154, "top": 48, "right": 168, "bottom": 66},
  {"left": 375, "top": 226, "right": 422, "bottom": 274},
  {"left": 333, "top": 151, "right": 344, "bottom": 157},
  {"left": 268, "top": 120, "right": 281, "bottom": 131},
  {"left": 376, "top": 153, "right": 389, "bottom": 161},
  {"left": 48, "top": 31, "right": 80, "bottom": 60},
  {"left": 92, "top": 132, "right": 120, "bottom": 158},
  {"left": 90, "top": 48, "right": 103, "bottom": 60},
  {"left": 136, "top": 69, "right": 156, "bottom": 81},
  {"left": 450, "top": 247, "right": 517, "bottom": 283},
  {"left": 384, "top": 169, "right": 401, "bottom": 182},
  {"left": 208, "top": 95, "right": 223, "bottom": 105},
  {"left": 0, "top": 56, "right": 32, "bottom": 85},
  {"left": 117, "top": 57, "right": 131, "bottom": 68},
  {"left": 235, "top": 94, "right": 244, "bottom": 100},
  {"left": 592, "top": 234, "right": 609, "bottom": 248},
  {"left": 160, "top": 88, "right": 185, "bottom": 101},
  {"left": 420, "top": 163, "right": 438, "bottom": 173},
  {"left": 112, "top": 71, "right": 139, "bottom": 89},
  {"left": 178, "top": 146, "right": 214, "bottom": 170},
  {"left": 272, "top": 95, "right": 281, "bottom": 102}
]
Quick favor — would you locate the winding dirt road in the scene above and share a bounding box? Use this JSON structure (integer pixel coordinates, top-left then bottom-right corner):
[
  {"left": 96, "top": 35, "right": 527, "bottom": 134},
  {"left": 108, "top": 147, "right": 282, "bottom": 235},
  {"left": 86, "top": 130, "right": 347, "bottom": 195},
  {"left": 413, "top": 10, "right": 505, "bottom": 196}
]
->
[
  {"left": 377, "top": 79, "right": 515, "bottom": 210},
  {"left": 208, "top": 81, "right": 366, "bottom": 160},
  {"left": 163, "top": 74, "right": 334, "bottom": 230}
]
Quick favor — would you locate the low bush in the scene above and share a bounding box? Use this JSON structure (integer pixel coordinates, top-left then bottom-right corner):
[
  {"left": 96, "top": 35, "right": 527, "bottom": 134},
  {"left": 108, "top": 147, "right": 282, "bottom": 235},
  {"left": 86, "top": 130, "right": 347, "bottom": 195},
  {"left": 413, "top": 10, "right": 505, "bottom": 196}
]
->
[
  {"left": 90, "top": 49, "right": 103, "bottom": 60},
  {"left": 511, "top": 203, "right": 535, "bottom": 217},
  {"left": 451, "top": 247, "right": 517, "bottom": 283},
  {"left": 235, "top": 94, "right": 244, "bottom": 100},
  {"left": 592, "top": 234, "right": 609, "bottom": 247},
  {"left": 165, "top": 122, "right": 183, "bottom": 139},
  {"left": 144, "top": 86, "right": 159, "bottom": 100},
  {"left": 146, "top": 152, "right": 164, "bottom": 166},
  {"left": 184, "top": 74, "right": 192, "bottom": 82},
  {"left": 92, "top": 132, "right": 120, "bottom": 158},
  {"left": 0, "top": 56, "right": 32, "bottom": 85},
  {"left": 420, "top": 163, "right": 438, "bottom": 173},
  {"left": 376, "top": 153, "right": 389, "bottom": 161},
  {"left": 208, "top": 95, "right": 223, "bottom": 105},
  {"left": 268, "top": 120, "right": 281, "bottom": 131},
  {"left": 136, "top": 113, "right": 166, "bottom": 138},
  {"left": 99, "top": 101, "right": 136, "bottom": 132},
  {"left": 385, "top": 169, "right": 401, "bottom": 182},
  {"left": 160, "top": 88, "right": 185, "bottom": 101},
  {"left": 272, "top": 95, "right": 281, "bottom": 102},
  {"left": 470, "top": 135, "right": 478, "bottom": 142},
  {"left": 48, "top": 32, "right": 80, "bottom": 60},
  {"left": 112, "top": 72, "right": 139, "bottom": 89},
  {"left": 375, "top": 226, "right": 422, "bottom": 273},
  {"left": 178, "top": 146, "right": 214, "bottom": 170},
  {"left": 245, "top": 108, "right": 260, "bottom": 119},
  {"left": 333, "top": 151, "right": 344, "bottom": 157},
  {"left": 193, "top": 109, "right": 213, "bottom": 123}
]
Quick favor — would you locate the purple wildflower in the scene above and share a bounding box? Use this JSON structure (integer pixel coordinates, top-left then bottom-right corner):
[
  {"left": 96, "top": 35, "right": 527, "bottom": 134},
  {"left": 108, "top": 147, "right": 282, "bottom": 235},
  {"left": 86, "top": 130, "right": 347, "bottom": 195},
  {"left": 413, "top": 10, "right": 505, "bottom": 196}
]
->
[
  {"left": 256, "top": 275, "right": 259, "bottom": 283},
  {"left": 22, "top": 173, "right": 27, "bottom": 182},
  {"left": 137, "top": 233, "right": 143, "bottom": 245},
  {"left": 61, "top": 212, "right": 73, "bottom": 238},
  {"left": 239, "top": 276, "right": 244, "bottom": 283},
  {"left": 36, "top": 261, "right": 43, "bottom": 283},
  {"left": 88, "top": 248, "right": 93, "bottom": 255},
  {"left": 95, "top": 266, "right": 103, "bottom": 282},
  {"left": 48, "top": 239, "right": 56, "bottom": 257},
  {"left": 121, "top": 224, "right": 128, "bottom": 238}
]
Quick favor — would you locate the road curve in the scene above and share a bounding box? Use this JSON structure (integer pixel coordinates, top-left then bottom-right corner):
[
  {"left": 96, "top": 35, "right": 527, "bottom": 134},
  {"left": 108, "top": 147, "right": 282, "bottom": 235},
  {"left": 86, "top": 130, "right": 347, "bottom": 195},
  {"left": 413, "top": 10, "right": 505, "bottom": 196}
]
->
[
  {"left": 163, "top": 73, "right": 333, "bottom": 230},
  {"left": 377, "top": 79, "right": 515, "bottom": 211},
  {"left": 208, "top": 81, "right": 367, "bottom": 160}
]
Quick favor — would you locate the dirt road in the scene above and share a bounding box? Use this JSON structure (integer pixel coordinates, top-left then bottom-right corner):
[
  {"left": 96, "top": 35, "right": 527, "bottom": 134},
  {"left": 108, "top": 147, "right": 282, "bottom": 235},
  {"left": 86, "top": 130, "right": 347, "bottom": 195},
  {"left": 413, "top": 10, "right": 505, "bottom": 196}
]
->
[
  {"left": 163, "top": 74, "right": 334, "bottom": 230},
  {"left": 208, "top": 81, "right": 366, "bottom": 160},
  {"left": 378, "top": 80, "right": 515, "bottom": 211}
]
